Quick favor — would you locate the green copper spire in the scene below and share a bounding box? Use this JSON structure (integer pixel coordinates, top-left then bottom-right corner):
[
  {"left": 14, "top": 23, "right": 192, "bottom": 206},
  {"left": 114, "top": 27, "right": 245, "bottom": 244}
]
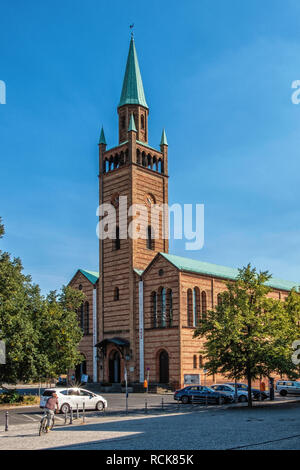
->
[
  {"left": 99, "top": 126, "right": 106, "bottom": 145},
  {"left": 160, "top": 128, "right": 168, "bottom": 146},
  {"left": 128, "top": 113, "right": 137, "bottom": 132},
  {"left": 119, "top": 37, "right": 148, "bottom": 109}
]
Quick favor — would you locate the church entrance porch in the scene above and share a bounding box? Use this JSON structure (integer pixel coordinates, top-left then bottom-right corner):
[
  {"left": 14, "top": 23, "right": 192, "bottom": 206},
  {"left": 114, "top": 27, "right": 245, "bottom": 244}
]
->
[{"left": 95, "top": 337, "right": 130, "bottom": 385}]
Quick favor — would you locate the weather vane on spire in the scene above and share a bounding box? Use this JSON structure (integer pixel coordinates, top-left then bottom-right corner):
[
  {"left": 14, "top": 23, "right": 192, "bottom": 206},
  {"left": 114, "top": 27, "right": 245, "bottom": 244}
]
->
[{"left": 130, "top": 23, "right": 134, "bottom": 38}]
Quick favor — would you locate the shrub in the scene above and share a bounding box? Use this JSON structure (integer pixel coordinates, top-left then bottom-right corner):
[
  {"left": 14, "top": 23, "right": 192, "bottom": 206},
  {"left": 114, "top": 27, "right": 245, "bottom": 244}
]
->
[{"left": 0, "top": 390, "right": 23, "bottom": 404}]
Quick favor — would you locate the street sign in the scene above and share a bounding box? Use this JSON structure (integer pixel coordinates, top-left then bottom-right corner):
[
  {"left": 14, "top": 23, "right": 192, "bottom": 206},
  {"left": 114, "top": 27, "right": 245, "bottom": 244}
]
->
[{"left": 0, "top": 340, "right": 6, "bottom": 364}]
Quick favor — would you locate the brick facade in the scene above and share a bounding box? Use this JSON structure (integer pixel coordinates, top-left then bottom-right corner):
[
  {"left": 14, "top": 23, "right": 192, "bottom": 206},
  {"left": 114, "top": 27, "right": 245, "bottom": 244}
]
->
[{"left": 67, "top": 38, "right": 296, "bottom": 389}]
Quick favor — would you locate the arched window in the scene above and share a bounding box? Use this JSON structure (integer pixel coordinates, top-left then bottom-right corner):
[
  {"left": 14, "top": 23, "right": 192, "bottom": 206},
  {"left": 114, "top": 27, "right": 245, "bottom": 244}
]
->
[
  {"left": 113, "top": 226, "right": 120, "bottom": 251},
  {"left": 141, "top": 114, "right": 145, "bottom": 129},
  {"left": 121, "top": 116, "right": 126, "bottom": 129},
  {"left": 187, "top": 289, "right": 193, "bottom": 326},
  {"left": 109, "top": 156, "right": 114, "bottom": 171},
  {"left": 114, "top": 153, "right": 119, "bottom": 169},
  {"left": 79, "top": 303, "right": 84, "bottom": 332},
  {"left": 147, "top": 225, "right": 155, "bottom": 250},
  {"left": 114, "top": 287, "right": 119, "bottom": 301},
  {"left": 151, "top": 292, "right": 157, "bottom": 328},
  {"left": 84, "top": 302, "right": 89, "bottom": 335},
  {"left": 194, "top": 287, "right": 200, "bottom": 325},
  {"left": 201, "top": 291, "right": 207, "bottom": 321},
  {"left": 193, "top": 355, "right": 197, "bottom": 369},
  {"left": 199, "top": 355, "right": 203, "bottom": 368},
  {"left": 136, "top": 149, "right": 141, "bottom": 165},
  {"left": 142, "top": 152, "right": 146, "bottom": 167},
  {"left": 167, "top": 289, "right": 173, "bottom": 327},
  {"left": 217, "top": 293, "right": 222, "bottom": 306},
  {"left": 160, "top": 287, "right": 166, "bottom": 328}
]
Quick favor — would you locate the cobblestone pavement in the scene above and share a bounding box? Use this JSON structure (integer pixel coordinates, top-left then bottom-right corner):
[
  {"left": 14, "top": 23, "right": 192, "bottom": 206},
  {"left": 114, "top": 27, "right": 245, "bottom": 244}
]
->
[{"left": 0, "top": 401, "right": 299, "bottom": 450}]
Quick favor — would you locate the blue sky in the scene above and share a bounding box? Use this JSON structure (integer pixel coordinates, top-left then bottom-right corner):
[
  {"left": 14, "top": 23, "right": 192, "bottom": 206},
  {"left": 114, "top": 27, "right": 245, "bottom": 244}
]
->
[{"left": 1, "top": 0, "right": 300, "bottom": 293}]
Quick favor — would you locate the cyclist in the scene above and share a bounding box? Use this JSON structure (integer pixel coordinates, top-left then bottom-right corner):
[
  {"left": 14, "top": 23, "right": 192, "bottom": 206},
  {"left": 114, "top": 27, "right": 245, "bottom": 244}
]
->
[{"left": 44, "top": 392, "right": 59, "bottom": 432}]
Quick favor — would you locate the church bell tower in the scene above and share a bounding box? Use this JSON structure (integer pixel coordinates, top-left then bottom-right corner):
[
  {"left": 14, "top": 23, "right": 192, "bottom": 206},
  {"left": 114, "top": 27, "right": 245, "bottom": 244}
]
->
[{"left": 97, "top": 35, "right": 169, "bottom": 383}]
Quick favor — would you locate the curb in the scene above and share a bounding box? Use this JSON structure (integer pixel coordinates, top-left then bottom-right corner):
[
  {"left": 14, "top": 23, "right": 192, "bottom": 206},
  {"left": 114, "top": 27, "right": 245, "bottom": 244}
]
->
[{"left": 0, "top": 404, "right": 41, "bottom": 411}]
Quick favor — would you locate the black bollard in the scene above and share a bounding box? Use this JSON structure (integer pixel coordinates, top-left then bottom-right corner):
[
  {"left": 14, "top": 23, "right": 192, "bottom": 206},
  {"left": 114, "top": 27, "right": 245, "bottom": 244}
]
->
[
  {"left": 161, "top": 397, "right": 164, "bottom": 411},
  {"left": 64, "top": 409, "right": 67, "bottom": 425},
  {"left": 76, "top": 403, "right": 79, "bottom": 420},
  {"left": 70, "top": 406, "right": 73, "bottom": 425},
  {"left": 5, "top": 411, "right": 8, "bottom": 432},
  {"left": 82, "top": 402, "right": 86, "bottom": 424},
  {"left": 145, "top": 398, "right": 148, "bottom": 414}
]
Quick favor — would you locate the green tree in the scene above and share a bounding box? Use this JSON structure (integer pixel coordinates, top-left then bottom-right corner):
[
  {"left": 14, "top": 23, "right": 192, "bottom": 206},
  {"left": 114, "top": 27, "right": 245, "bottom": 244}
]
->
[
  {"left": 33, "top": 286, "right": 85, "bottom": 381},
  {"left": 194, "top": 264, "right": 300, "bottom": 407},
  {"left": 0, "top": 218, "right": 85, "bottom": 385}
]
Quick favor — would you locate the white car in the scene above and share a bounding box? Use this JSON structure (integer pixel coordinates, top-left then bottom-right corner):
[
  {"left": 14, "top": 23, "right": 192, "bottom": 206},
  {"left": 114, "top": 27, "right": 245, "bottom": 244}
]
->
[
  {"left": 276, "top": 380, "right": 300, "bottom": 397},
  {"left": 40, "top": 388, "right": 108, "bottom": 413},
  {"left": 210, "top": 384, "right": 248, "bottom": 402}
]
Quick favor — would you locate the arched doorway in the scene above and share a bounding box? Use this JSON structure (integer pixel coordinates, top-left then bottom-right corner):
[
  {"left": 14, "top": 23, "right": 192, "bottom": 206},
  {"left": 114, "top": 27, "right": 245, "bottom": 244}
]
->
[
  {"left": 109, "top": 350, "right": 121, "bottom": 383},
  {"left": 75, "top": 358, "right": 87, "bottom": 383},
  {"left": 159, "top": 350, "right": 169, "bottom": 384}
]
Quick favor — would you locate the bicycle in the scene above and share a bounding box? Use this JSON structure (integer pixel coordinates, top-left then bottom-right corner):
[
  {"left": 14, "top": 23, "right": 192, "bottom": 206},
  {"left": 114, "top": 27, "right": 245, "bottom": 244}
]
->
[{"left": 39, "top": 411, "right": 55, "bottom": 436}]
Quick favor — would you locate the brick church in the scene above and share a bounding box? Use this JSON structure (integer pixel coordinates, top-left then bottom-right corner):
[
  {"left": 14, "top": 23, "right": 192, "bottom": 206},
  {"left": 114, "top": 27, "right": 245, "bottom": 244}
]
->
[{"left": 68, "top": 37, "right": 297, "bottom": 389}]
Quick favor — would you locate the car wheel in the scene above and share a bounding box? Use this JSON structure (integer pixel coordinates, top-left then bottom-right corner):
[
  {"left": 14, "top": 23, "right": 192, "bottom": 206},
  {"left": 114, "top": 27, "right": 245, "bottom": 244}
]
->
[
  {"left": 239, "top": 395, "right": 247, "bottom": 403},
  {"left": 96, "top": 401, "right": 104, "bottom": 411},
  {"left": 60, "top": 403, "right": 70, "bottom": 414},
  {"left": 181, "top": 396, "right": 189, "bottom": 404},
  {"left": 280, "top": 390, "right": 287, "bottom": 397}
]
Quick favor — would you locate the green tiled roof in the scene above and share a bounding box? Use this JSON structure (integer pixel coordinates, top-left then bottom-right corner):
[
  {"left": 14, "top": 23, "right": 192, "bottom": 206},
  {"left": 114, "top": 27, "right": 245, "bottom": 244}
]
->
[
  {"left": 119, "top": 38, "right": 148, "bottom": 109},
  {"left": 160, "top": 253, "right": 299, "bottom": 292},
  {"left": 128, "top": 113, "right": 137, "bottom": 132},
  {"left": 99, "top": 126, "right": 106, "bottom": 145},
  {"left": 134, "top": 268, "right": 144, "bottom": 276},
  {"left": 79, "top": 269, "right": 99, "bottom": 285},
  {"left": 136, "top": 140, "right": 159, "bottom": 153},
  {"left": 160, "top": 129, "right": 168, "bottom": 146}
]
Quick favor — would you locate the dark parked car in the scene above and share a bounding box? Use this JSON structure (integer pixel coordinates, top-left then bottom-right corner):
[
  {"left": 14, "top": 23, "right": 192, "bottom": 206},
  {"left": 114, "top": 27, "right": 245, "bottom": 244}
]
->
[
  {"left": 174, "top": 385, "right": 233, "bottom": 405},
  {"left": 226, "top": 383, "right": 269, "bottom": 400}
]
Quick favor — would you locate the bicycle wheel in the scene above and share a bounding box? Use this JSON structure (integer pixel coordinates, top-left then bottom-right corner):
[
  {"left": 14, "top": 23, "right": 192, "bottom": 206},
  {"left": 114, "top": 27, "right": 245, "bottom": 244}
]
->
[{"left": 39, "top": 417, "right": 47, "bottom": 436}]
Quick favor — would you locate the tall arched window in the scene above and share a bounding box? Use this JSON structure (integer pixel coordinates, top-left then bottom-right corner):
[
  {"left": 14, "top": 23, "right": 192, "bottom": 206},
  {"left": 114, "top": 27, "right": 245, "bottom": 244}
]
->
[
  {"left": 187, "top": 289, "right": 193, "bottom": 326},
  {"left": 151, "top": 292, "right": 157, "bottom": 328},
  {"left": 160, "top": 287, "right": 166, "bottom": 328},
  {"left": 201, "top": 291, "right": 207, "bottom": 321},
  {"left": 167, "top": 289, "right": 173, "bottom": 327},
  {"left": 147, "top": 225, "right": 155, "bottom": 250},
  {"left": 141, "top": 114, "right": 145, "bottom": 129},
  {"left": 199, "top": 355, "right": 203, "bottom": 368},
  {"left": 114, "top": 287, "right": 119, "bottom": 301},
  {"left": 79, "top": 303, "right": 84, "bottom": 332},
  {"left": 193, "top": 355, "right": 197, "bottom": 369},
  {"left": 84, "top": 302, "right": 89, "bottom": 335},
  {"left": 194, "top": 287, "right": 200, "bottom": 325}
]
